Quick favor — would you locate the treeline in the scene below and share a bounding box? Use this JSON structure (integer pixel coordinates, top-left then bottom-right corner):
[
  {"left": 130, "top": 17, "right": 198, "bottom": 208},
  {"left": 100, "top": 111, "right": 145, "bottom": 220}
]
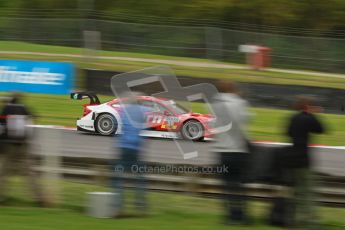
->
[{"left": 0, "top": 0, "right": 345, "bottom": 37}]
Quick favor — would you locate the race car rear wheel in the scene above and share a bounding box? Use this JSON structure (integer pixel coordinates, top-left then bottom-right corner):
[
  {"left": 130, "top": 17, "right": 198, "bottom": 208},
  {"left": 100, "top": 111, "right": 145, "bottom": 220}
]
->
[
  {"left": 181, "top": 120, "right": 204, "bottom": 141},
  {"left": 95, "top": 113, "right": 117, "bottom": 136}
]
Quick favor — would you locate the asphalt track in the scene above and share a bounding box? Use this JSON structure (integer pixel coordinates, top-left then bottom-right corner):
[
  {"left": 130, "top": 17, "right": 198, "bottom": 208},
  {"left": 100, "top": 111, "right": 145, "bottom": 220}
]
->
[{"left": 33, "top": 127, "right": 345, "bottom": 177}]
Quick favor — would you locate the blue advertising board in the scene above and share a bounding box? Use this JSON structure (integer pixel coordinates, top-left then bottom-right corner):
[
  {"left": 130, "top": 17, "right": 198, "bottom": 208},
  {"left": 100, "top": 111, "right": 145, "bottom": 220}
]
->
[{"left": 0, "top": 60, "right": 74, "bottom": 94}]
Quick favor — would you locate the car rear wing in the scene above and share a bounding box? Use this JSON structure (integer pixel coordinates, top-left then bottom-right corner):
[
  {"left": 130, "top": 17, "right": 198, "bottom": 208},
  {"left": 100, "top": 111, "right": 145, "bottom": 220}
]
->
[{"left": 70, "top": 92, "right": 100, "bottom": 105}]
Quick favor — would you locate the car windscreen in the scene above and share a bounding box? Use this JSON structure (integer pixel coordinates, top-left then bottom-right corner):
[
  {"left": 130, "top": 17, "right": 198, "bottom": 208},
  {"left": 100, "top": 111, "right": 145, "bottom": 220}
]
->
[{"left": 162, "top": 100, "right": 188, "bottom": 115}]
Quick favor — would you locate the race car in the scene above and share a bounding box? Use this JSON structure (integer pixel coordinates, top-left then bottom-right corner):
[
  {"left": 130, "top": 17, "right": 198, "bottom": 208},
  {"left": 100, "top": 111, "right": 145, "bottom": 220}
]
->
[{"left": 70, "top": 92, "right": 214, "bottom": 141}]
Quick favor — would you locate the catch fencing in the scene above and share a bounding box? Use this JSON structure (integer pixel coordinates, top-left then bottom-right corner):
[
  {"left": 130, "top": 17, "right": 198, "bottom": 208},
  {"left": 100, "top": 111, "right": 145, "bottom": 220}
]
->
[{"left": 0, "top": 17, "right": 344, "bottom": 72}]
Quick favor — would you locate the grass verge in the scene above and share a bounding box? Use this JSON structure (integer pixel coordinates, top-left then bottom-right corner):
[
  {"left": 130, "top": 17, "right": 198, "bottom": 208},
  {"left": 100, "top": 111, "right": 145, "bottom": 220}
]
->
[{"left": 0, "top": 178, "right": 344, "bottom": 230}]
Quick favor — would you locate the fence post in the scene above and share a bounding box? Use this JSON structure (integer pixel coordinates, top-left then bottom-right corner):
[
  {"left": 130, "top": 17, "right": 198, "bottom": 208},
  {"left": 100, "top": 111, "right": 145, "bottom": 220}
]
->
[
  {"left": 83, "top": 30, "right": 101, "bottom": 63},
  {"left": 39, "top": 128, "right": 62, "bottom": 206}
]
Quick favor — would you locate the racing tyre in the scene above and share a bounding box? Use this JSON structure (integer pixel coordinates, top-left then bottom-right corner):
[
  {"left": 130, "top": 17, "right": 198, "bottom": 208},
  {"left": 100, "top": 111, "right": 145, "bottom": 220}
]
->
[
  {"left": 181, "top": 120, "right": 204, "bottom": 141},
  {"left": 95, "top": 113, "right": 117, "bottom": 136}
]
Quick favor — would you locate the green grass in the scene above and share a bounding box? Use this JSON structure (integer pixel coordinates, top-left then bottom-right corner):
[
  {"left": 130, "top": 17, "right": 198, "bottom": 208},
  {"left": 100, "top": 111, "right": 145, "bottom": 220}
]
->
[
  {"left": 0, "top": 41, "right": 231, "bottom": 63},
  {"left": 0, "top": 178, "right": 344, "bottom": 230},
  {"left": 1, "top": 41, "right": 345, "bottom": 89},
  {"left": 1, "top": 92, "right": 344, "bottom": 146}
]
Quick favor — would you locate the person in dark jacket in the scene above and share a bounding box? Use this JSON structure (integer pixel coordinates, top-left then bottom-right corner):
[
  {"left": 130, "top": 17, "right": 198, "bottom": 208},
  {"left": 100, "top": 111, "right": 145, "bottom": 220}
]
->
[
  {"left": 288, "top": 96, "right": 324, "bottom": 168},
  {"left": 287, "top": 95, "right": 325, "bottom": 229},
  {"left": 0, "top": 93, "right": 46, "bottom": 206}
]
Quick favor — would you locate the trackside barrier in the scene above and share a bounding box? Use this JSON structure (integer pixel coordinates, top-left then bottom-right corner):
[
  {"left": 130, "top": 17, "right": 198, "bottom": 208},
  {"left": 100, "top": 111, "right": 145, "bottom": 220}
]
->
[
  {"left": 33, "top": 164, "right": 345, "bottom": 206},
  {"left": 31, "top": 127, "right": 345, "bottom": 206}
]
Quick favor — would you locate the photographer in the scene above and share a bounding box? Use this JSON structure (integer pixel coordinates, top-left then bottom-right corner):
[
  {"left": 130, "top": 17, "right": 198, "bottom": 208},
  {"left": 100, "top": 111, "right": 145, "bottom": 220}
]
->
[
  {"left": 270, "top": 95, "right": 325, "bottom": 228},
  {"left": 287, "top": 95, "right": 325, "bottom": 228},
  {"left": 0, "top": 93, "right": 45, "bottom": 206}
]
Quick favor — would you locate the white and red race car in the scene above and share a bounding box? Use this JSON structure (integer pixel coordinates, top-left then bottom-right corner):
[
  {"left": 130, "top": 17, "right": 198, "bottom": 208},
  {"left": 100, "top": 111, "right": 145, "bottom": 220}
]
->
[{"left": 70, "top": 92, "right": 214, "bottom": 141}]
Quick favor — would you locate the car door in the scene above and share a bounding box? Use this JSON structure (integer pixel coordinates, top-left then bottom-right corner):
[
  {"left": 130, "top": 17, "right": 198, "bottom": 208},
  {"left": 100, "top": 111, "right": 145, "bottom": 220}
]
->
[{"left": 140, "top": 100, "right": 166, "bottom": 130}]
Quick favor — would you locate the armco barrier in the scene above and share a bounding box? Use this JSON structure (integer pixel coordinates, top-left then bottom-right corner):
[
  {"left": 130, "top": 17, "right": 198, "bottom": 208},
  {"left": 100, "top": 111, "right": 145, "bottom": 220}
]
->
[
  {"left": 32, "top": 126, "right": 345, "bottom": 206},
  {"left": 0, "top": 59, "right": 74, "bottom": 94},
  {"left": 34, "top": 163, "right": 345, "bottom": 206}
]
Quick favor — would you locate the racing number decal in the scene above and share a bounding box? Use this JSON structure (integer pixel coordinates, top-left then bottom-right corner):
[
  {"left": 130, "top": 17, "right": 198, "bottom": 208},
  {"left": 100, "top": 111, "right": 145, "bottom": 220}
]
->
[
  {"left": 146, "top": 115, "right": 179, "bottom": 130},
  {"left": 161, "top": 116, "right": 179, "bottom": 130},
  {"left": 147, "top": 114, "right": 163, "bottom": 124}
]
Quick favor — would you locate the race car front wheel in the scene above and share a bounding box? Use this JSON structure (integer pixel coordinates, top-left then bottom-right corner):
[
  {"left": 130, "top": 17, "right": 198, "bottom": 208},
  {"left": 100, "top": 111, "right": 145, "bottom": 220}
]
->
[
  {"left": 181, "top": 120, "right": 204, "bottom": 141},
  {"left": 95, "top": 113, "right": 117, "bottom": 136}
]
